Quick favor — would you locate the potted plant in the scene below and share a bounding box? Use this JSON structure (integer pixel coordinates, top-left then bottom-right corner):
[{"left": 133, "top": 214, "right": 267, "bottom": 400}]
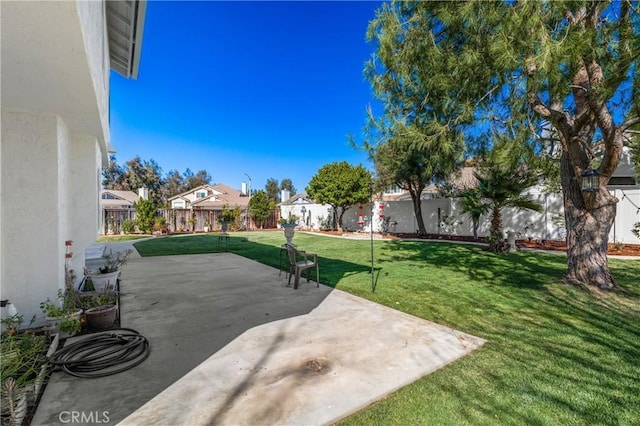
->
[
  {"left": 40, "top": 290, "right": 82, "bottom": 339},
  {"left": 203, "top": 220, "right": 211, "bottom": 233},
  {"left": 79, "top": 288, "right": 118, "bottom": 330},
  {"left": 279, "top": 214, "right": 299, "bottom": 244},
  {"left": 84, "top": 249, "right": 131, "bottom": 292}
]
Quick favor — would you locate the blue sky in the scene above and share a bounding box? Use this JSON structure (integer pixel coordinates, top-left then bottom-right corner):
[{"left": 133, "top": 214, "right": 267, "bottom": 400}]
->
[{"left": 110, "top": 0, "right": 383, "bottom": 194}]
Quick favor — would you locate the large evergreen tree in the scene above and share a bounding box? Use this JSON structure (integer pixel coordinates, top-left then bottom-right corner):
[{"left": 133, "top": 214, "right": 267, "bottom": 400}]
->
[
  {"left": 368, "top": 0, "right": 640, "bottom": 288},
  {"left": 162, "top": 170, "right": 186, "bottom": 203},
  {"left": 102, "top": 156, "right": 164, "bottom": 203},
  {"left": 183, "top": 168, "right": 212, "bottom": 190},
  {"left": 279, "top": 178, "right": 296, "bottom": 197},
  {"left": 102, "top": 155, "right": 126, "bottom": 189},
  {"left": 265, "top": 178, "right": 280, "bottom": 203}
]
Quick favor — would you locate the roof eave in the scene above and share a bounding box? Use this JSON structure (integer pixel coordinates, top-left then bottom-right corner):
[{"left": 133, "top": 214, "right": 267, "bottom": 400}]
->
[{"left": 106, "top": 0, "right": 147, "bottom": 79}]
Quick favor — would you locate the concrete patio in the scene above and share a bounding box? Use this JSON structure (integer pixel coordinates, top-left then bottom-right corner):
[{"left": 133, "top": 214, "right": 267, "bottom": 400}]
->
[{"left": 33, "top": 246, "right": 485, "bottom": 425}]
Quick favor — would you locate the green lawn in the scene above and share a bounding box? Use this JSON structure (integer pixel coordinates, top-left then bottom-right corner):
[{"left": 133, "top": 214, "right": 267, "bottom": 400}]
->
[{"left": 134, "top": 232, "right": 640, "bottom": 425}]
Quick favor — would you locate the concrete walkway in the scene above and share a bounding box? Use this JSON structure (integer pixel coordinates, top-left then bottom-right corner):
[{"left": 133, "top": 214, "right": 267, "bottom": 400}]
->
[{"left": 34, "top": 248, "right": 485, "bottom": 425}]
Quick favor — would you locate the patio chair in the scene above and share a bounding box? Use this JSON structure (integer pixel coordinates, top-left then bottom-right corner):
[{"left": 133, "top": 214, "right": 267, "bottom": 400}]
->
[{"left": 285, "top": 243, "right": 319, "bottom": 290}]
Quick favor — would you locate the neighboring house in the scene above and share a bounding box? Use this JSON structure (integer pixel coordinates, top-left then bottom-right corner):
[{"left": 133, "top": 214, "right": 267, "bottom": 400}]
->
[
  {"left": 1, "top": 1, "right": 147, "bottom": 322},
  {"left": 383, "top": 167, "right": 478, "bottom": 202},
  {"left": 165, "top": 184, "right": 252, "bottom": 231},
  {"left": 101, "top": 189, "right": 144, "bottom": 234}
]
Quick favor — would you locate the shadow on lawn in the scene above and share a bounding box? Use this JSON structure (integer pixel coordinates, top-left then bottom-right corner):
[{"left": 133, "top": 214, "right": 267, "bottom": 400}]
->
[
  {"left": 381, "top": 240, "right": 567, "bottom": 289},
  {"left": 435, "top": 289, "right": 640, "bottom": 424},
  {"left": 353, "top": 243, "right": 640, "bottom": 424}
]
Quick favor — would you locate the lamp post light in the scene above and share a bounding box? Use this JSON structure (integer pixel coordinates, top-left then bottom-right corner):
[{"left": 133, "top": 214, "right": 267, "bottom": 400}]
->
[
  {"left": 581, "top": 168, "right": 600, "bottom": 210},
  {"left": 301, "top": 206, "right": 307, "bottom": 227},
  {"left": 581, "top": 168, "right": 600, "bottom": 192}
]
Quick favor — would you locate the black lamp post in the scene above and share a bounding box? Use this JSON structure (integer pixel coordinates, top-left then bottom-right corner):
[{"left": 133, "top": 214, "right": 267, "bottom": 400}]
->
[
  {"left": 581, "top": 168, "right": 600, "bottom": 192},
  {"left": 301, "top": 206, "right": 307, "bottom": 226},
  {"left": 369, "top": 182, "right": 375, "bottom": 291}
]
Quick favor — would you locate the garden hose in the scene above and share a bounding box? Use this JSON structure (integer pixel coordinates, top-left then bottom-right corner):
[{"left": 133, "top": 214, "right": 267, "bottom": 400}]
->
[{"left": 48, "top": 328, "right": 150, "bottom": 378}]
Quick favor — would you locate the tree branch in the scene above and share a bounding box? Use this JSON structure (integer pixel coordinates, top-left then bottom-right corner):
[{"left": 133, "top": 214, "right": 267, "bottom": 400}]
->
[
  {"left": 585, "top": 58, "right": 616, "bottom": 144},
  {"left": 527, "top": 91, "right": 571, "bottom": 150},
  {"left": 619, "top": 116, "right": 640, "bottom": 133}
]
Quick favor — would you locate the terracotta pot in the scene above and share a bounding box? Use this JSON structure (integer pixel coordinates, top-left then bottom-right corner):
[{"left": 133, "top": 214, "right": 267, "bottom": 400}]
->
[{"left": 85, "top": 305, "right": 117, "bottom": 330}]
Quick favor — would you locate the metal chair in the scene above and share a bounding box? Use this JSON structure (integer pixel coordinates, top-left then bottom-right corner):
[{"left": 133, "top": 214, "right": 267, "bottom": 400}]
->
[{"left": 285, "top": 243, "right": 319, "bottom": 289}]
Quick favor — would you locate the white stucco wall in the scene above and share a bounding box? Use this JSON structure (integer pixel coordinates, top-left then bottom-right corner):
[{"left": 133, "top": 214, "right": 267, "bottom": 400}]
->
[
  {"left": 281, "top": 203, "right": 333, "bottom": 230},
  {"left": 1, "top": 0, "right": 111, "bottom": 164},
  {"left": 69, "top": 135, "right": 103, "bottom": 271},
  {"left": 1, "top": 111, "right": 67, "bottom": 322},
  {"left": 76, "top": 0, "right": 111, "bottom": 162},
  {"left": 1, "top": 1, "right": 111, "bottom": 324}
]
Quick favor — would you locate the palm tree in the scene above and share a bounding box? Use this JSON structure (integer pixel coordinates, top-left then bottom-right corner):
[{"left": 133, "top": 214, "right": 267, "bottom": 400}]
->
[
  {"left": 474, "top": 165, "right": 542, "bottom": 252},
  {"left": 459, "top": 188, "right": 489, "bottom": 240}
]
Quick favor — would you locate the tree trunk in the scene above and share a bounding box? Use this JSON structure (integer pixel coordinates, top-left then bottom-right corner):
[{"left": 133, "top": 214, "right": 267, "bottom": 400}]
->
[
  {"left": 560, "top": 155, "right": 617, "bottom": 288},
  {"left": 331, "top": 207, "right": 338, "bottom": 231},
  {"left": 489, "top": 206, "right": 504, "bottom": 252},
  {"left": 409, "top": 190, "right": 427, "bottom": 236},
  {"left": 472, "top": 219, "right": 479, "bottom": 240},
  {"left": 337, "top": 208, "right": 346, "bottom": 232}
]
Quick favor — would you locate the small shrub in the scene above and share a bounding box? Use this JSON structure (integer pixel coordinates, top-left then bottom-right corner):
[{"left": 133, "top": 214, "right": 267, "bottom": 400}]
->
[
  {"left": 121, "top": 219, "right": 135, "bottom": 234},
  {"left": 153, "top": 216, "right": 166, "bottom": 232},
  {"left": 632, "top": 222, "right": 640, "bottom": 240},
  {"left": 318, "top": 215, "right": 334, "bottom": 231},
  {"left": 134, "top": 198, "right": 157, "bottom": 233}
]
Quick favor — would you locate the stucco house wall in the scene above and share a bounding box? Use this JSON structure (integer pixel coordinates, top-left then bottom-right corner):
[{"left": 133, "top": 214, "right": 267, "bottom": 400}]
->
[{"left": 0, "top": 1, "right": 125, "bottom": 323}]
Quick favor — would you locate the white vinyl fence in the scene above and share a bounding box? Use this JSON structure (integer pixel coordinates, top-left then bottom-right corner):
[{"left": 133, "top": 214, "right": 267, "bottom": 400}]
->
[{"left": 283, "top": 187, "right": 640, "bottom": 243}]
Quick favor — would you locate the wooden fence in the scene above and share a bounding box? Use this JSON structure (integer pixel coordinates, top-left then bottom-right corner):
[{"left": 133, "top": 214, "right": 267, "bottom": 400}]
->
[
  {"left": 101, "top": 208, "right": 282, "bottom": 234},
  {"left": 158, "top": 209, "right": 280, "bottom": 233},
  {"left": 103, "top": 209, "right": 136, "bottom": 235}
]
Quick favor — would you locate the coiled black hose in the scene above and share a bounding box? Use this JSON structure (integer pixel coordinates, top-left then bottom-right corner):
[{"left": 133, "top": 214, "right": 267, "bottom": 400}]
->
[{"left": 49, "top": 328, "right": 150, "bottom": 378}]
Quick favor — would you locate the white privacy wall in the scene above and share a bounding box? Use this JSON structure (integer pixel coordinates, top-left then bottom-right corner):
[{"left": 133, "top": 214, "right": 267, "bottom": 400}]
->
[{"left": 291, "top": 187, "right": 639, "bottom": 244}]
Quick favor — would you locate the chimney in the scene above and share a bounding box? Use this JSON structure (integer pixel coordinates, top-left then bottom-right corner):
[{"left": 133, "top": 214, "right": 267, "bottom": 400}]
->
[
  {"left": 241, "top": 181, "right": 248, "bottom": 196},
  {"left": 281, "top": 189, "right": 290, "bottom": 202},
  {"left": 138, "top": 187, "right": 149, "bottom": 200}
]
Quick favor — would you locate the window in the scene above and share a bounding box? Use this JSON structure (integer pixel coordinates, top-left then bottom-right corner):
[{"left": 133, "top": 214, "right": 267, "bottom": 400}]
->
[
  {"left": 196, "top": 191, "right": 207, "bottom": 199},
  {"left": 608, "top": 176, "right": 637, "bottom": 186},
  {"left": 383, "top": 185, "right": 403, "bottom": 195}
]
